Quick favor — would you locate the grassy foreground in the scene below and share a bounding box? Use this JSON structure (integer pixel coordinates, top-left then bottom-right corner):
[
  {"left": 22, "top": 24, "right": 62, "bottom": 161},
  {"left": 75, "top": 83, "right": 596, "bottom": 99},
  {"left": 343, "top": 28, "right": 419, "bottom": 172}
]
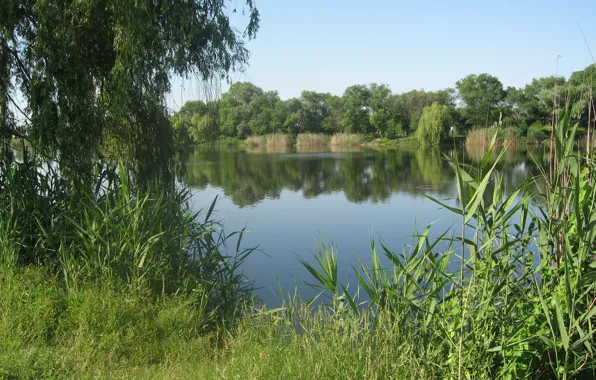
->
[
  {"left": 2, "top": 112, "right": 596, "bottom": 379},
  {"left": 0, "top": 272, "right": 418, "bottom": 378}
]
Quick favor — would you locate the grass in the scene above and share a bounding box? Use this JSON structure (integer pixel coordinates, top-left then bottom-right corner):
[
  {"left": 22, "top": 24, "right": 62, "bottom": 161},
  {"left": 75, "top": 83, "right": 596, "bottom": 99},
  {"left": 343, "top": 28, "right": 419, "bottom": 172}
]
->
[
  {"left": 0, "top": 155, "right": 257, "bottom": 378},
  {"left": 295, "top": 133, "right": 328, "bottom": 146},
  {"left": 0, "top": 275, "right": 420, "bottom": 379}
]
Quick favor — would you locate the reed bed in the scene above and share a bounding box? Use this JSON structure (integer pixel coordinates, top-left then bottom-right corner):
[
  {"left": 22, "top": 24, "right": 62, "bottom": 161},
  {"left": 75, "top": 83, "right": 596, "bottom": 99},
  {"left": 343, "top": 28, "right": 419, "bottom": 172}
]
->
[
  {"left": 265, "top": 133, "right": 291, "bottom": 147},
  {"left": 466, "top": 127, "right": 519, "bottom": 151},
  {"left": 295, "top": 133, "right": 328, "bottom": 146},
  {"left": 245, "top": 135, "right": 266, "bottom": 147},
  {"left": 330, "top": 133, "right": 362, "bottom": 147},
  {"left": 465, "top": 127, "right": 498, "bottom": 148}
]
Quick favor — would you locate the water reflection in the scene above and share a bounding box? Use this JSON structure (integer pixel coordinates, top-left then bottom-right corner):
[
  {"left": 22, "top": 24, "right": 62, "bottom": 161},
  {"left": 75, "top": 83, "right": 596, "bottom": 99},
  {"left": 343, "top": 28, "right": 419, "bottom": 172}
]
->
[{"left": 181, "top": 145, "right": 546, "bottom": 207}]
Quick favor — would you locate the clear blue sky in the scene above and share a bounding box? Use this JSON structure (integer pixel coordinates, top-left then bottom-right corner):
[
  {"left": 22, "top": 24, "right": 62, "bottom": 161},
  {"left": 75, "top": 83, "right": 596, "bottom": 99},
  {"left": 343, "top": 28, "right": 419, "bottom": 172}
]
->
[{"left": 168, "top": 0, "right": 596, "bottom": 110}]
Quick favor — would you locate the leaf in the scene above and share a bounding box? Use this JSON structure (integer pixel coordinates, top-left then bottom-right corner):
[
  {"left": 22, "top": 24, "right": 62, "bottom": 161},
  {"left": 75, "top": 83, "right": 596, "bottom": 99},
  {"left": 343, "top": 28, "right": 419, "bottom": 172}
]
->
[{"left": 554, "top": 295, "right": 569, "bottom": 352}]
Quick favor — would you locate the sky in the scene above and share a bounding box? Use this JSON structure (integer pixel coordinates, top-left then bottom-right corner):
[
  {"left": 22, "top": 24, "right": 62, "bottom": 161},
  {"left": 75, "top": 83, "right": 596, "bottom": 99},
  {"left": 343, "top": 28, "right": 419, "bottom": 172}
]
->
[{"left": 167, "top": 0, "right": 596, "bottom": 111}]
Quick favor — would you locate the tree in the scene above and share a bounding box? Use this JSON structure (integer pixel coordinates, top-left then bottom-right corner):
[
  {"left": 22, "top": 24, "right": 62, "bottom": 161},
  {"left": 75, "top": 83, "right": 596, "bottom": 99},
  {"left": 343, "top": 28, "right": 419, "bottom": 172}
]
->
[
  {"left": 502, "top": 86, "right": 525, "bottom": 128},
  {"left": 248, "top": 90, "right": 280, "bottom": 135},
  {"left": 298, "top": 91, "right": 332, "bottom": 133},
  {"left": 368, "top": 83, "right": 392, "bottom": 137},
  {"left": 398, "top": 90, "right": 450, "bottom": 135},
  {"left": 568, "top": 64, "right": 596, "bottom": 127},
  {"left": 456, "top": 74, "right": 504, "bottom": 129},
  {"left": 219, "top": 82, "right": 264, "bottom": 138},
  {"left": 521, "top": 76, "right": 566, "bottom": 127},
  {"left": 342, "top": 85, "right": 371, "bottom": 134},
  {"left": 280, "top": 98, "right": 303, "bottom": 134},
  {"left": 190, "top": 106, "right": 220, "bottom": 144},
  {"left": 0, "top": 0, "right": 259, "bottom": 183},
  {"left": 416, "top": 102, "right": 452, "bottom": 145},
  {"left": 321, "top": 95, "right": 344, "bottom": 134}
]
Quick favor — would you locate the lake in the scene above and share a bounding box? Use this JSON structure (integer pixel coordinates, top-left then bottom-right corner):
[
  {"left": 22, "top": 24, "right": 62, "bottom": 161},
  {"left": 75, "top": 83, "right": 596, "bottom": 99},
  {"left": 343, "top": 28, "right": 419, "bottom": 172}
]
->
[{"left": 182, "top": 144, "right": 545, "bottom": 306}]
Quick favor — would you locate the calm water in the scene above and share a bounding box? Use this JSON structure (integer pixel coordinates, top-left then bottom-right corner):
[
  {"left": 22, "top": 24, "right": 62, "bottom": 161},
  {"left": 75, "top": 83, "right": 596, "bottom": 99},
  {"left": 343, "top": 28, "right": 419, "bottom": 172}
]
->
[{"left": 182, "top": 144, "right": 544, "bottom": 306}]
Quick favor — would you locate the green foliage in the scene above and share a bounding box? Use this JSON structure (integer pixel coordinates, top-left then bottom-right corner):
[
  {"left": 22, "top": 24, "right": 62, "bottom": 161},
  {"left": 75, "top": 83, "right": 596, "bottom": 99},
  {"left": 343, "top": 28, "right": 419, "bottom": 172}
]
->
[
  {"left": 0, "top": 156, "right": 256, "bottom": 319},
  {"left": 456, "top": 73, "right": 505, "bottom": 129},
  {"left": 416, "top": 102, "right": 452, "bottom": 145},
  {"left": 0, "top": 0, "right": 259, "bottom": 184},
  {"left": 341, "top": 84, "right": 372, "bottom": 134},
  {"left": 300, "top": 114, "right": 596, "bottom": 378},
  {"left": 526, "top": 123, "right": 549, "bottom": 142}
]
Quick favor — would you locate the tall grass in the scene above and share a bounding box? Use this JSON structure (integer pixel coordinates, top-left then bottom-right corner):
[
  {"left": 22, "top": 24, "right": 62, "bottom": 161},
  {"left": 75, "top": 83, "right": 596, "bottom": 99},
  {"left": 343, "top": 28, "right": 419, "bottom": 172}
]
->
[
  {"left": 301, "top": 112, "right": 596, "bottom": 378},
  {"left": 265, "top": 133, "right": 291, "bottom": 147},
  {"left": 0, "top": 155, "right": 256, "bottom": 323},
  {"left": 245, "top": 135, "right": 266, "bottom": 147},
  {"left": 295, "top": 133, "right": 328, "bottom": 146},
  {"left": 330, "top": 133, "right": 362, "bottom": 147}
]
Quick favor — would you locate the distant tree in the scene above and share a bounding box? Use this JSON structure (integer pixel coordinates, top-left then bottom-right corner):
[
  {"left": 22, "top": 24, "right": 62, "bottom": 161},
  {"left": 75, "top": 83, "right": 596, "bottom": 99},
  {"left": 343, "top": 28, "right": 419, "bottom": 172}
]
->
[
  {"left": 219, "top": 82, "right": 264, "bottom": 138},
  {"left": 368, "top": 83, "right": 394, "bottom": 137},
  {"left": 248, "top": 90, "right": 280, "bottom": 135},
  {"left": 281, "top": 98, "right": 303, "bottom": 134},
  {"left": 456, "top": 74, "right": 504, "bottom": 129},
  {"left": 385, "top": 94, "right": 406, "bottom": 138},
  {"left": 298, "top": 91, "right": 332, "bottom": 133},
  {"left": 416, "top": 103, "right": 452, "bottom": 145},
  {"left": 521, "top": 76, "right": 566, "bottom": 127},
  {"left": 501, "top": 86, "right": 526, "bottom": 128},
  {"left": 341, "top": 85, "right": 371, "bottom": 133},
  {"left": 399, "top": 90, "right": 451, "bottom": 135},
  {"left": 567, "top": 64, "right": 596, "bottom": 126},
  {"left": 321, "top": 95, "right": 344, "bottom": 134}
]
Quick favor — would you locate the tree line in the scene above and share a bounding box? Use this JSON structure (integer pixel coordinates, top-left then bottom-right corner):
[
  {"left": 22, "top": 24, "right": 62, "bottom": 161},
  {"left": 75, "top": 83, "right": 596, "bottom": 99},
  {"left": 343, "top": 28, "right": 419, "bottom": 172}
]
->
[{"left": 171, "top": 65, "right": 596, "bottom": 146}]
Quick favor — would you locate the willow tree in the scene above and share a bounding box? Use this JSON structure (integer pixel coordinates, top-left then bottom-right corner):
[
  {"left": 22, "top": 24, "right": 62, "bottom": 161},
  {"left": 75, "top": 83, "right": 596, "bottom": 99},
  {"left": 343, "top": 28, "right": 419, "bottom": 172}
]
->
[
  {"left": 0, "top": 0, "right": 259, "bottom": 184},
  {"left": 416, "top": 102, "right": 452, "bottom": 146}
]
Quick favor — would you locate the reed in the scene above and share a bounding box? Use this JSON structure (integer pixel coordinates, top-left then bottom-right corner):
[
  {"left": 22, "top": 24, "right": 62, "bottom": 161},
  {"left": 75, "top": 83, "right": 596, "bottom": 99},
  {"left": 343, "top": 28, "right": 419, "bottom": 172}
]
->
[
  {"left": 265, "top": 133, "right": 291, "bottom": 147},
  {"left": 301, "top": 112, "right": 596, "bottom": 378},
  {"left": 245, "top": 135, "right": 265, "bottom": 147},
  {"left": 330, "top": 133, "right": 362, "bottom": 147},
  {"left": 295, "top": 133, "right": 328, "bottom": 146},
  {"left": 465, "top": 127, "right": 496, "bottom": 148}
]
